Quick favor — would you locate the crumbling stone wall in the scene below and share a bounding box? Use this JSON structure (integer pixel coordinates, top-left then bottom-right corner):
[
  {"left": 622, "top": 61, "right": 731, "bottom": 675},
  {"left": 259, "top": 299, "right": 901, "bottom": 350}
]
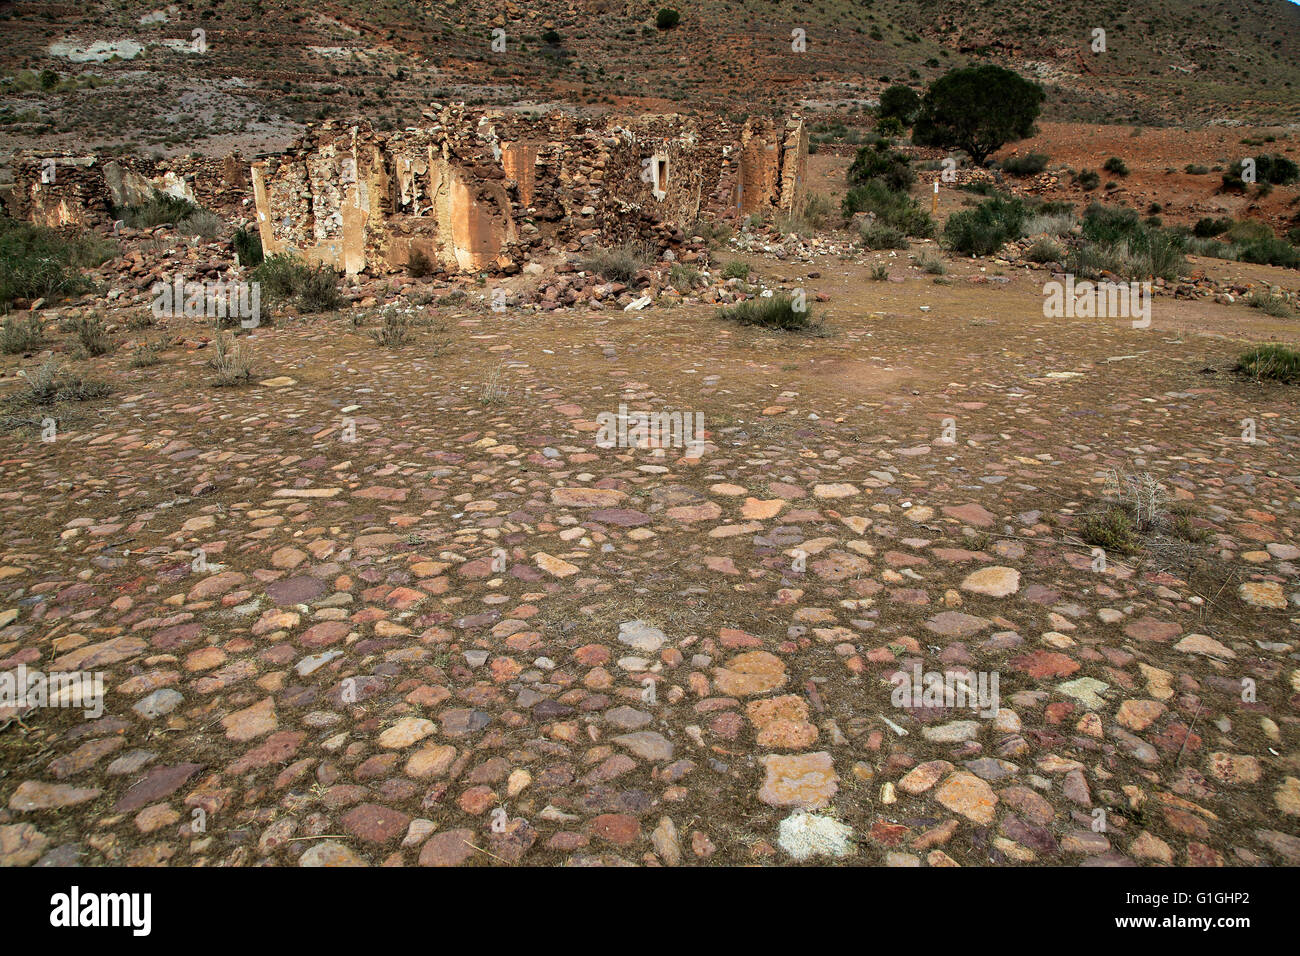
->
[
  {"left": 7, "top": 155, "right": 110, "bottom": 227},
  {"left": 735, "top": 115, "right": 807, "bottom": 217},
  {"left": 252, "top": 106, "right": 807, "bottom": 277},
  {"left": 5, "top": 151, "right": 251, "bottom": 227}
]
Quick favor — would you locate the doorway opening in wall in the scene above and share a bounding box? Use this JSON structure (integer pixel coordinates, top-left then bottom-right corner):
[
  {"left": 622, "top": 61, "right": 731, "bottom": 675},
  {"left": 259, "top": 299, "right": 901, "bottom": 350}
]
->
[{"left": 657, "top": 158, "right": 668, "bottom": 189}]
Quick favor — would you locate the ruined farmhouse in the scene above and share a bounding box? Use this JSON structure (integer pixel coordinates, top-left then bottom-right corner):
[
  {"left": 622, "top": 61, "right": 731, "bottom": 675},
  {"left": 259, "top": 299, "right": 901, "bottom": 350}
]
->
[
  {"left": 4, "top": 106, "right": 808, "bottom": 278},
  {"left": 250, "top": 105, "right": 808, "bottom": 275}
]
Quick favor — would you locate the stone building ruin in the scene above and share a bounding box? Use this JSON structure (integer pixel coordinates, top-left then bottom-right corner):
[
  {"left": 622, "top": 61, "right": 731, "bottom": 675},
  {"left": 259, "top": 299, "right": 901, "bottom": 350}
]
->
[{"left": 250, "top": 106, "right": 808, "bottom": 276}]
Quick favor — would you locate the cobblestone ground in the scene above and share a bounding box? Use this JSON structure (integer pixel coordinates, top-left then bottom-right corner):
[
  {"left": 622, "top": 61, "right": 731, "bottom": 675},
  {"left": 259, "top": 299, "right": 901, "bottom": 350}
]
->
[{"left": 1, "top": 263, "right": 1297, "bottom": 867}]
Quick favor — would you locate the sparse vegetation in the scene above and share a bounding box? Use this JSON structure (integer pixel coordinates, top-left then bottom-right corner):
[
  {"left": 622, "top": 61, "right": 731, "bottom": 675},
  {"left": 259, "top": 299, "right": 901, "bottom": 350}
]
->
[
  {"left": 776, "top": 193, "right": 836, "bottom": 234},
  {"left": 207, "top": 333, "right": 253, "bottom": 386},
  {"left": 250, "top": 254, "right": 344, "bottom": 313},
  {"left": 1103, "top": 156, "right": 1129, "bottom": 176},
  {"left": 581, "top": 242, "right": 652, "bottom": 282},
  {"left": 859, "top": 222, "right": 909, "bottom": 250},
  {"left": 917, "top": 252, "right": 946, "bottom": 274},
  {"left": 668, "top": 263, "right": 700, "bottom": 292},
  {"left": 1025, "top": 237, "right": 1065, "bottom": 263},
  {"left": 233, "top": 226, "right": 264, "bottom": 267},
  {"left": 407, "top": 248, "right": 434, "bottom": 278},
  {"left": 1, "top": 216, "right": 115, "bottom": 308},
  {"left": 843, "top": 179, "right": 934, "bottom": 238},
  {"left": 848, "top": 141, "right": 915, "bottom": 193},
  {"left": 1237, "top": 344, "right": 1300, "bottom": 383},
  {"left": 1, "top": 313, "right": 44, "bottom": 354},
  {"left": 718, "top": 294, "right": 814, "bottom": 331},
  {"left": 178, "top": 209, "right": 224, "bottom": 239},
  {"left": 942, "top": 195, "right": 1028, "bottom": 256},
  {"left": 1248, "top": 293, "right": 1294, "bottom": 317},
  {"left": 129, "top": 341, "right": 163, "bottom": 368},
  {"left": 10, "top": 358, "right": 110, "bottom": 405},
  {"left": 74, "top": 313, "right": 112, "bottom": 356},
  {"left": 117, "top": 192, "right": 204, "bottom": 229},
  {"left": 1001, "top": 152, "right": 1049, "bottom": 176},
  {"left": 369, "top": 307, "right": 411, "bottom": 347}
]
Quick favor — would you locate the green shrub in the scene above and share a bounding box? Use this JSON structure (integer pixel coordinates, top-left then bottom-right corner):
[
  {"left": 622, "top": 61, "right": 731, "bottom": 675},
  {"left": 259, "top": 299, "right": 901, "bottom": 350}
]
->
[
  {"left": 722, "top": 260, "right": 750, "bottom": 280},
  {"left": 1236, "top": 237, "right": 1299, "bottom": 268},
  {"left": 1223, "top": 154, "right": 1299, "bottom": 191},
  {"left": 860, "top": 222, "right": 909, "bottom": 250},
  {"left": 1237, "top": 344, "right": 1300, "bottom": 383},
  {"left": 1002, "top": 152, "right": 1048, "bottom": 176},
  {"left": 297, "top": 264, "right": 345, "bottom": 312},
  {"left": 1077, "top": 169, "right": 1100, "bottom": 190},
  {"left": 942, "top": 195, "right": 1027, "bottom": 256},
  {"left": 407, "top": 247, "right": 434, "bottom": 278},
  {"left": 233, "top": 227, "right": 264, "bottom": 266},
  {"left": 1081, "top": 203, "right": 1142, "bottom": 244},
  {"left": 11, "top": 358, "right": 110, "bottom": 405},
  {"left": 117, "top": 192, "right": 203, "bottom": 228},
  {"left": 74, "top": 313, "right": 112, "bottom": 356},
  {"left": 1079, "top": 507, "right": 1138, "bottom": 554},
  {"left": 1103, "top": 156, "right": 1129, "bottom": 176},
  {"left": 718, "top": 295, "right": 813, "bottom": 331},
  {"left": 917, "top": 252, "right": 946, "bottom": 274},
  {"left": 1193, "top": 217, "right": 1232, "bottom": 238},
  {"left": 1225, "top": 220, "right": 1273, "bottom": 243},
  {"left": 869, "top": 264, "right": 890, "bottom": 280},
  {"left": 875, "top": 116, "right": 904, "bottom": 138},
  {"left": 178, "top": 209, "right": 224, "bottom": 239},
  {"left": 1184, "top": 236, "right": 1235, "bottom": 260},
  {"left": 842, "top": 180, "right": 934, "bottom": 237},
  {"left": 0, "top": 216, "right": 115, "bottom": 307},
  {"left": 655, "top": 8, "right": 680, "bottom": 29},
  {"left": 250, "top": 253, "right": 343, "bottom": 313},
  {"left": 1247, "top": 293, "right": 1294, "bottom": 317},
  {"left": 669, "top": 263, "right": 700, "bottom": 292},
  {"left": 0, "top": 313, "right": 44, "bottom": 354},
  {"left": 1025, "top": 238, "right": 1064, "bottom": 263},
  {"left": 878, "top": 84, "right": 922, "bottom": 126},
  {"left": 581, "top": 243, "right": 650, "bottom": 281},
  {"left": 848, "top": 141, "right": 915, "bottom": 192}
]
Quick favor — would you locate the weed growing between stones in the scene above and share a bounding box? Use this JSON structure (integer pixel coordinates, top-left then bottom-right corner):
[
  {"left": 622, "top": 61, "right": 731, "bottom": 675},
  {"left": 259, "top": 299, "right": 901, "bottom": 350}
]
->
[{"left": 207, "top": 333, "right": 253, "bottom": 386}]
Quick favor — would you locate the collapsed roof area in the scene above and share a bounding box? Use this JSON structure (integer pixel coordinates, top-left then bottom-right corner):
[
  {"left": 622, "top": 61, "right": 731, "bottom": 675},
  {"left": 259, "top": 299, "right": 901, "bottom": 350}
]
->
[{"left": 250, "top": 106, "right": 808, "bottom": 276}]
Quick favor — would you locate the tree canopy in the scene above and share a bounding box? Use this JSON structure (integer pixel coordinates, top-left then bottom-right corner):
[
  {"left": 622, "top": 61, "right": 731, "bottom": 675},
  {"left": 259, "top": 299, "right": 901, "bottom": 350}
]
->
[
  {"left": 878, "top": 84, "right": 921, "bottom": 126},
  {"left": 913, "top": 65, "right": 1045, "bottom": 167}
]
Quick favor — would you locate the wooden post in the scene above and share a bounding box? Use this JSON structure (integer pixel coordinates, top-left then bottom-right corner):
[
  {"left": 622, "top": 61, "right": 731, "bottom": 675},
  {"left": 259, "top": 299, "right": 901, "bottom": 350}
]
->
[{"left": 932, "top": 179, "right": 939, "bottom": 216}]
